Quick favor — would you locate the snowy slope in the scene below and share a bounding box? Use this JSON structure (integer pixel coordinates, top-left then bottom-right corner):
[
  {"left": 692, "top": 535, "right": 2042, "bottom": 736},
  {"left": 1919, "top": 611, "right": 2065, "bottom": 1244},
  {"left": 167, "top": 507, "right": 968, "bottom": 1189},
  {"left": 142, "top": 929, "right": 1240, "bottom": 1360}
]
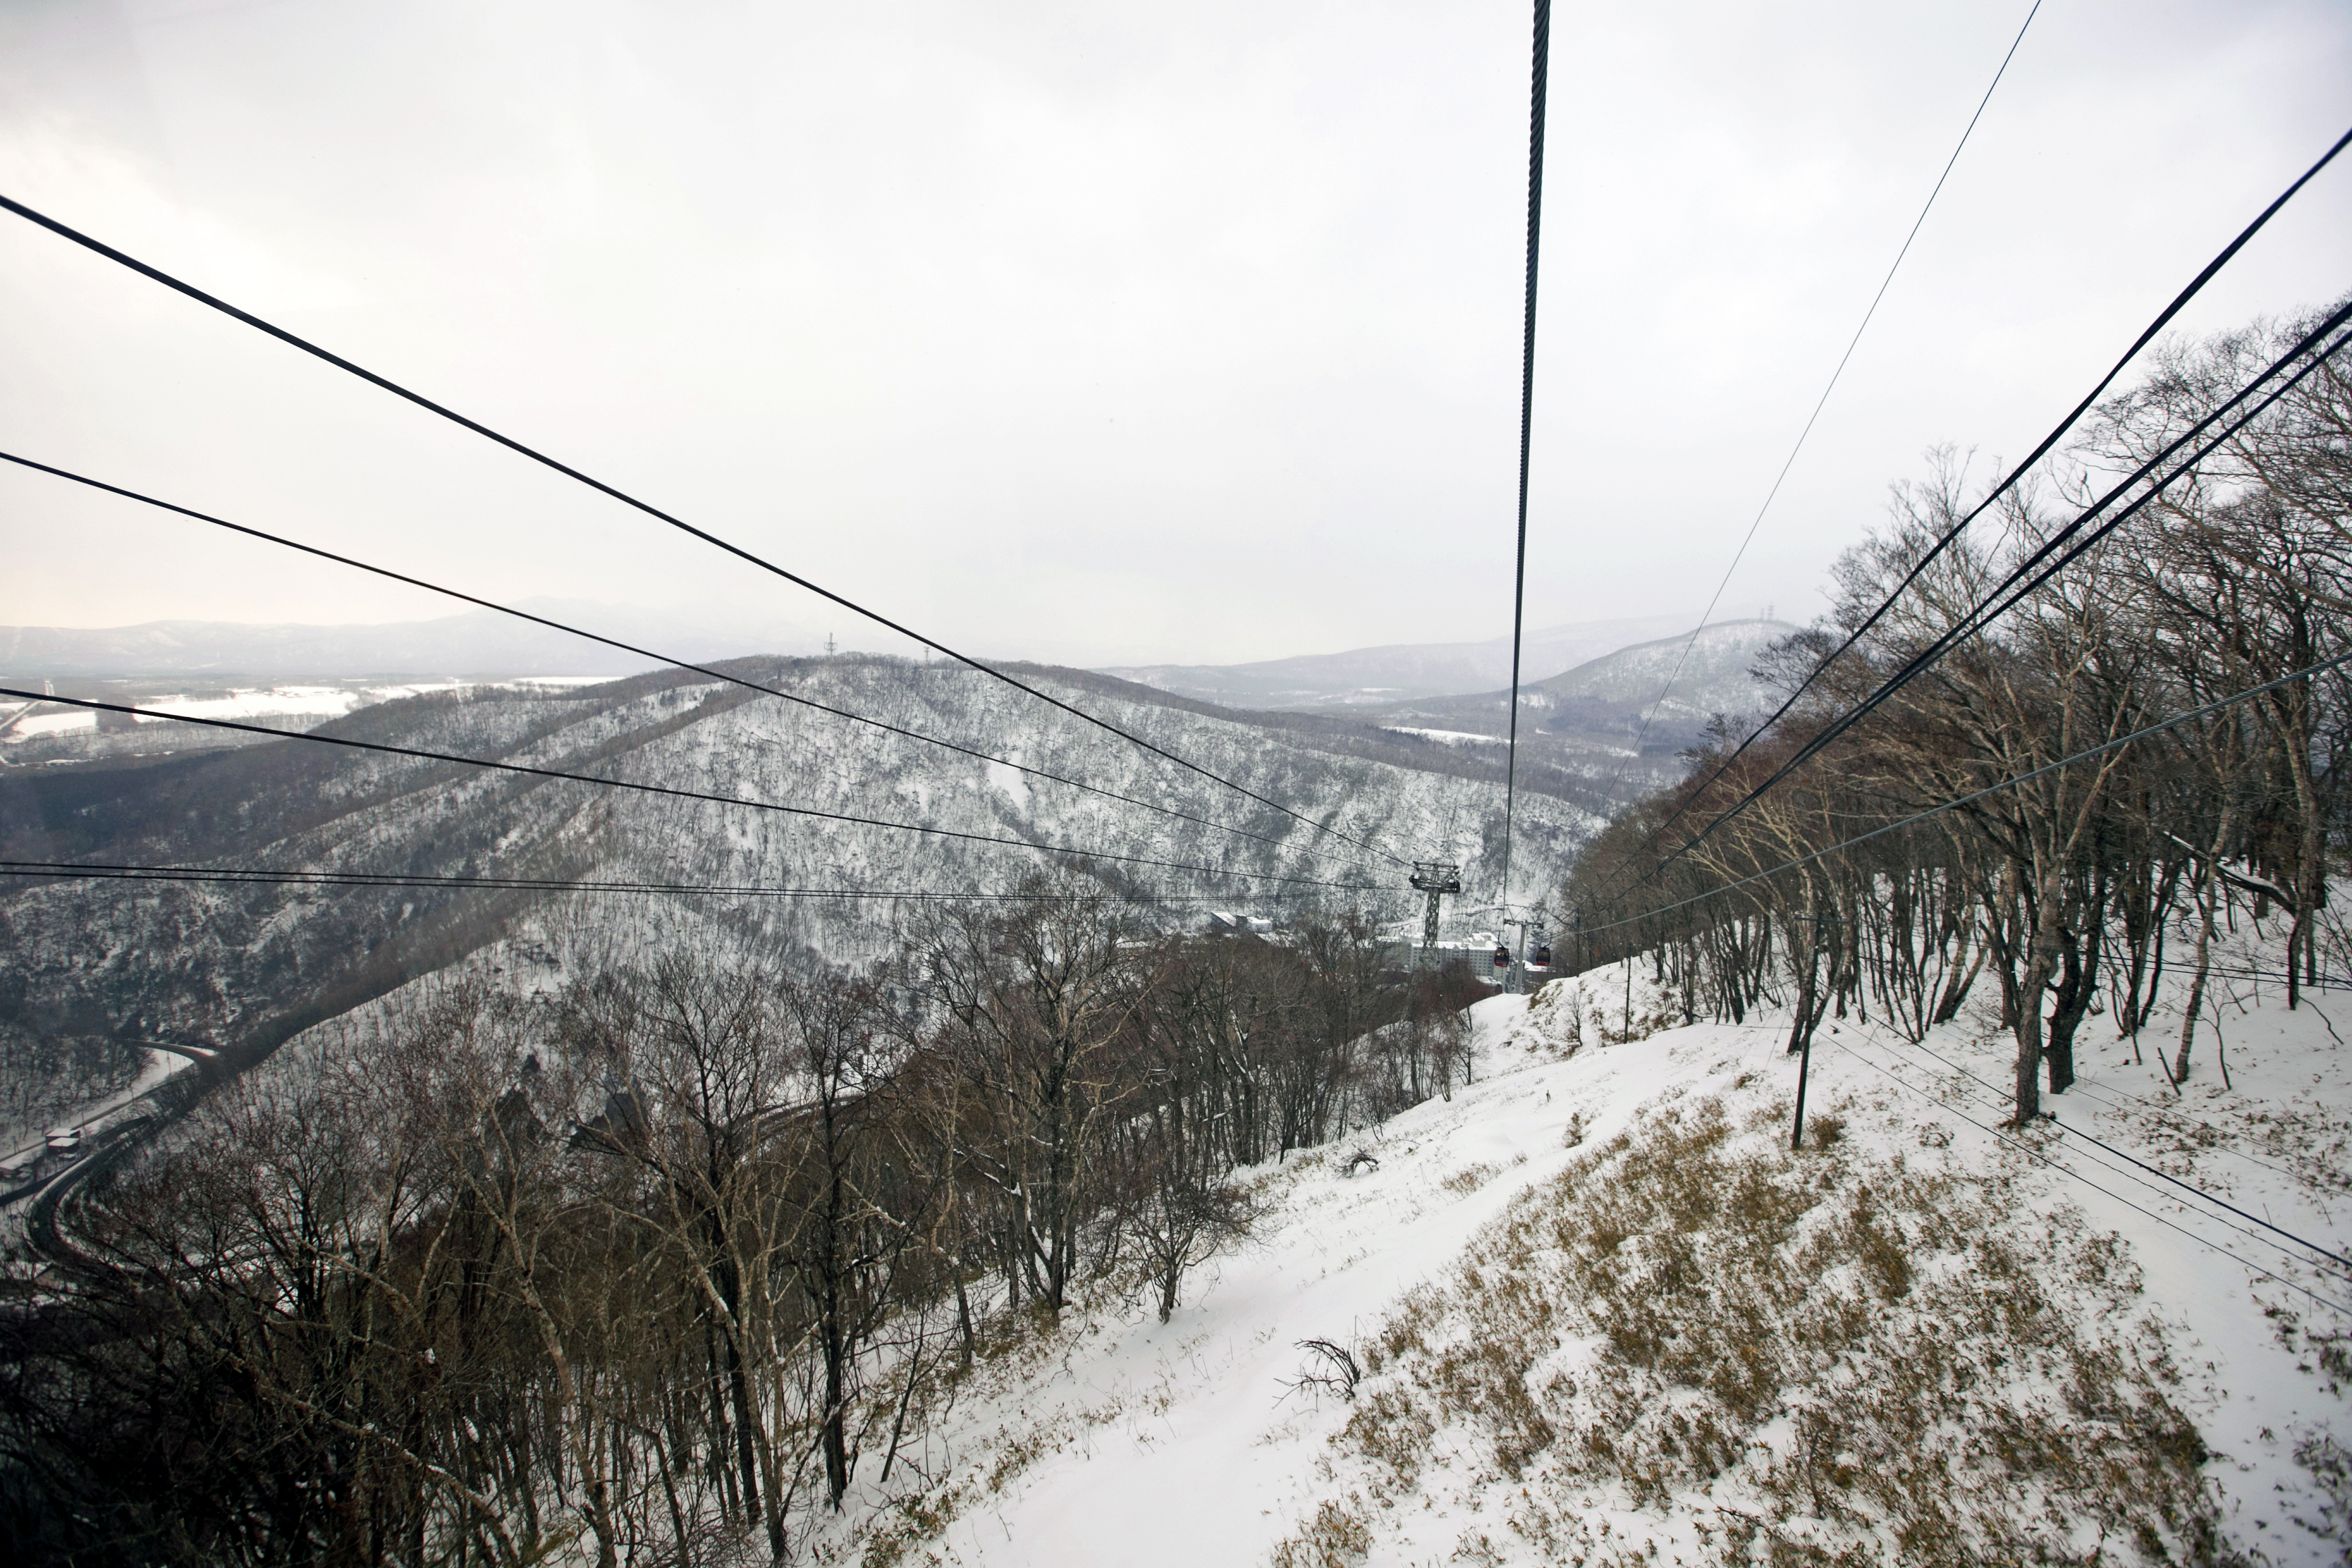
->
[
  {"left": 0, "top": 657, "right": 1597, "bottom": 1133},
  {"left": 1531, "top": 617, "right": 1793, "bottom": 719},
  {"left": 808, "top": 929, "right": 2352, "bottom": 1566},
  {"left": 1329, "top": 621, "right": 1798, "bottom": 805}
]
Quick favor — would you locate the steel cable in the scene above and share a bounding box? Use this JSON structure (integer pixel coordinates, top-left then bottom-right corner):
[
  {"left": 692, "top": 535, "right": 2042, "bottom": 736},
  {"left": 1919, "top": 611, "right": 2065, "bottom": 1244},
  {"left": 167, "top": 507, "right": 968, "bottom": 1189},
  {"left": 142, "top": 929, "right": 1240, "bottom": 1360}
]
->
[
  {"left": 1580, "top": 645, "right": 2352, "bottom": 935},
  {"left": 1824, "top": 1033, "right": 2352, "bottom": 1318},
  {"left": 0, "top": 858, "right": 1335, "bottom": 905},
  {"left": 1497, "top": 0, "right": 1551, "bottom": 918},
  {"left": 1598, "top": 123, "right": 2352, "bottom": 895},
  {"left": 0, "top": 191, "right": 1406, "bottom": 867},
  {"left": 0, "top": 450, "right": 1381, "bottom": 872},
  {"left": 0, "top": 687, "right": 1387, "bottom": 893},
  {"left": 1616, "top": 300, "right": 2352, "bottom": 896},
  {"left": 1616, "top": 0, "right": 2044, "bottom": 774}
]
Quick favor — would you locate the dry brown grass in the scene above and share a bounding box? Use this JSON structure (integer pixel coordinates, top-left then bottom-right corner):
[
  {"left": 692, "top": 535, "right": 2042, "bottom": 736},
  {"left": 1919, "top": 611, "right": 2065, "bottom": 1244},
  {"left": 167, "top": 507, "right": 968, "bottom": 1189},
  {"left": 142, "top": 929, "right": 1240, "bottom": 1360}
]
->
[
  {"left": 1265, "top": 1496, "right": 1373, "bottom": 1567},
  {"left": 1593, "top": 1000, "right": 1680, "bottom": 1047},
  {"left": 1320, "top": 1091, "right": 2222, "bottom": 1565},
  {"left": 1442, "top": 1161, "right": 1500, "bottom": 1197}
]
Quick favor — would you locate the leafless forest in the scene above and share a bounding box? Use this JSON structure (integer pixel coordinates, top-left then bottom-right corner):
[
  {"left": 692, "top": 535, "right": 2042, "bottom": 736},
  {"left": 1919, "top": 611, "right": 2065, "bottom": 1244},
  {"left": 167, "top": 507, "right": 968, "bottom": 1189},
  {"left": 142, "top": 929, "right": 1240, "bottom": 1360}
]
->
[
  {"left": 1569, "top": 303, "right": 2352, "bottom": 1121},
  {"left": 0, "top": 883, "right": 1488, "bottom": 1566}
]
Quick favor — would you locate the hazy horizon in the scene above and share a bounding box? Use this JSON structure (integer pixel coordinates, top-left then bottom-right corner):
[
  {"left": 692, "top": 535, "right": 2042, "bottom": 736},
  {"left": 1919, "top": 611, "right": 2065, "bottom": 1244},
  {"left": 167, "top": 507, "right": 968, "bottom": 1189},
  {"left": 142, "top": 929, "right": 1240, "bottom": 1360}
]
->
[{"left": 3, "top": 0, "right": 2347, "bottom": 668}]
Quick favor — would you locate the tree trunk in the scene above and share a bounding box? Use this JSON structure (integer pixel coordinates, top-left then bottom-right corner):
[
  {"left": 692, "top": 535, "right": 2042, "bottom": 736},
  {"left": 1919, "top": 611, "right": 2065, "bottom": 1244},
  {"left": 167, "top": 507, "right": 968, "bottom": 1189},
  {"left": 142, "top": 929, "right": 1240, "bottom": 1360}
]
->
[
  {"left": 2012, "top": 862, "right": 2069, "bottom": 1124},
  {"left": 2173, "top": 805, "right": 2236, "bottom": 1085}
]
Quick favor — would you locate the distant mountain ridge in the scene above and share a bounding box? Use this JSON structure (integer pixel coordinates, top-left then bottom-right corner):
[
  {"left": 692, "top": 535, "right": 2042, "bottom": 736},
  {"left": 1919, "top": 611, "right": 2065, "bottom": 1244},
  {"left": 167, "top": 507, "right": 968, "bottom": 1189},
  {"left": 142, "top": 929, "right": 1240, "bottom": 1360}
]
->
[
  {"left": 1098, "top": 614, "right": 1699, "bottom": 709},
  {"left": 0, "top": 600, "right": 824, "bottom": 678},
  {"left": 3, "top": 609, "right": 1728, "bottom": 702},
  {"left": 1340, "top": 619, "right": 1798, "bottom": 783},
  {"left": 1534, "top": 618, "right": 1796, "bottom": 719}
]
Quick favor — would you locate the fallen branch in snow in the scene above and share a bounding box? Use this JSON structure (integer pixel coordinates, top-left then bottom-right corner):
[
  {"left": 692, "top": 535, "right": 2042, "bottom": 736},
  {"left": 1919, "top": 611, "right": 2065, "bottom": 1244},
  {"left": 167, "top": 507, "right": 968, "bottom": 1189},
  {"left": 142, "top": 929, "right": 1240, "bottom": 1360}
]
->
[{"left": 1277, "top": 1338, "right": 1363, "bottom": 1405}]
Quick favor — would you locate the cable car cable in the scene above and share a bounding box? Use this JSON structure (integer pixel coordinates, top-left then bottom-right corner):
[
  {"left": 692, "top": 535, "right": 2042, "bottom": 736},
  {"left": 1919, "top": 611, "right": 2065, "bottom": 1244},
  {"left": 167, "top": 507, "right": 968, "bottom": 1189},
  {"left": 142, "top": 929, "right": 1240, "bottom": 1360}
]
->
[
  {"left": 1824, "top": 1014, "right": 2351, "bottom": 1276},
  {"left": 1866, "top": 1021, "right": 2352, "bottom": 1271},
  {"left": 1824, "top": 1035, "right": 2352, "bottom": 1319},
  {"left": 1585, "top": 277, "right": 2352, "bottom": 917},
  {"left": 1870, "top": 314, "right": 2352, "bottom": 675},
  {"left": 0, "top": 858, "right": 1359, "bottom": 905},
  {"left": 1590, "top": 120, "right": 2352, "bottom": 900},
  {"left": 0, "top": 191, "right": 1406, "bottom": 868},
  {"left": 0, "top": 450, "right": 1381, "bottom": 873},
  {"left": 1613, "top": 301, "right": 2351, "bottom": 901},
  {"left": 1612, "top": 1, "right": 2043, "bottom": 779},
  {"left": 1576, "top": 644, "right": 2352, "bottom": 938},
  {"left": 1496, "top": 0, "right": 1551, "bottom": 922},
  {"left": 0, "top": 688, "right": 1387, "bottom": 894}
]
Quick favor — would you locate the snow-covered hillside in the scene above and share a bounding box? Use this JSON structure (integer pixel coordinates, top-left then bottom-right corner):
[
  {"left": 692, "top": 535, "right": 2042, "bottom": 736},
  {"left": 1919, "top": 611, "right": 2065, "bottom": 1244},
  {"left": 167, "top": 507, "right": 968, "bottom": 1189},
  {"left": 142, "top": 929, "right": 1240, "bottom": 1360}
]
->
[
  {"left": 0, "top": 656, "right": 1593, "bottom": 1134},
  {"left": 1340, "top": 620, "right": 1798, "bottom": 801},
  {"left": 1532, "top": 617, "right": 1793, "bottom": 720},
  {"left": 804, "top": 931, "right": 2352, "bottom": 1566},
  {"left": 0, "top": 599, "right": 824, "bottom": 677},
  {"left": 1100, "top": 615, "right": 1699, "bottom": 710}
]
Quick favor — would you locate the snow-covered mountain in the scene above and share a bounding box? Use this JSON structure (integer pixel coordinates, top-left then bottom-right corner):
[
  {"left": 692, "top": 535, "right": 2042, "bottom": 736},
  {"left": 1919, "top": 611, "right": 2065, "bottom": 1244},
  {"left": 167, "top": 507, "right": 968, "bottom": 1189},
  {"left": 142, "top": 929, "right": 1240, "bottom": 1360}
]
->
[
  {"left": 1532, "top": 616, "right": 1794, "bottom": 721},
  {"left": 0, "top": 598, "right": 825, "bottom": 677},
  {"left": 1326, "top": 619, "right": 1797, "bottom": 798},
  {"left": 0, "top": 656, "right": 1596, "bottom": 1131},
  {"left": 1100, "top": 614, "right": 1699, "bottom": 709}
]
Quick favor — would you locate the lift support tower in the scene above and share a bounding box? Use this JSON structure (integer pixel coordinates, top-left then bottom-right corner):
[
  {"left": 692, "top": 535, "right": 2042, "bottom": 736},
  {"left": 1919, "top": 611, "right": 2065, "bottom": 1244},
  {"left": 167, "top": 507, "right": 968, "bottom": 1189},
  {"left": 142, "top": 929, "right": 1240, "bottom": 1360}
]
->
[{"left": 1409, "top": 861, "right": 1462, "bottom": 969}]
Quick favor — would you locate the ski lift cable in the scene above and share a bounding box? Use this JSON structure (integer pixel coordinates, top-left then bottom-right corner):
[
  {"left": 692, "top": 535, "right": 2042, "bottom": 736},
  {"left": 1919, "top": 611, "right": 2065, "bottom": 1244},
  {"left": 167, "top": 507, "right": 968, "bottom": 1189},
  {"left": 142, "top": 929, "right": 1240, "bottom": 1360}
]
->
[
  {"left": 0, "top": 688, "right": 1389, "bottom": 895},
  {"left": 2062, "top": 1077, "right": 2337, "bottom": 1182},
  {"left": 1606, "top": 303, "right": 2352, "bottom": 903},
  {"left": 1877, "top": 1029, "right": 2296, "bottom": 1169},
  {"left": 1851, "top": 1019, "right": 2352, "bottom": 1271},
  {"left": 1824, "top": 1035, "right": 2352, "bottom": 1319},
  {"left": 1578, "top": 645, "right": 2352, "bottom": 938},
  {"left": 1596, "top": 120, "right": 2352, "bottom": 895},
  {"left": 1857, "top": 316, "right": 2352, "bottom": 685},
  {"left": 1611, "top": 0, "right": 2044, "bottom": 786},
  {"left": 0, "top": 450, "right": 1383, "bottom": 875},
  {"left": 0, "top": 194, "right": 1406, "bottom": 869},
  {"left": 0, "top": 859, "right": 1375, "bottom": 906},
  {"left": 1586, "top": 299, "right": 2352, "bottom": 919},
  {"left": 1496, "top": 0, "right": 1552, "bottom": 919},
  {"left": 1708, "top": 1016, "right": 2349, "bottom": 1294},
  {"left": 1879, "top": 1056, "right": 2342, "bottom": 1281}
]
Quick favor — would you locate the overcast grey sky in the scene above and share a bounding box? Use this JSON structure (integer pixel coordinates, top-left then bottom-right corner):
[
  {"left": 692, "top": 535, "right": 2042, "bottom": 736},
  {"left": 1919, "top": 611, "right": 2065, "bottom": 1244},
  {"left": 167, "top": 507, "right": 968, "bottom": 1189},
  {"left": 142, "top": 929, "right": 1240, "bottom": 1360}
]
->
[{"left": 1, "top": 0, "right": 2346, "bottom": 667}]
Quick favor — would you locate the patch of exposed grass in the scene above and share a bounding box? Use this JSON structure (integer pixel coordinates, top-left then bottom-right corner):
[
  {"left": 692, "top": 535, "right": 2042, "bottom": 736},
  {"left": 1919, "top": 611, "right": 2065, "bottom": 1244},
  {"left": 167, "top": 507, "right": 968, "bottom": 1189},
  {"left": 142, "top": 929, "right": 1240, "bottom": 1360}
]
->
[
  {"left": 1325, "top": 1092, "right": 2219, "bottom": 1564},
  {"left": 1266, "top": 1496, "right": 1373, "bottom": 1567},
  {"left": 1443, "top": 1160, "right": 1504, "bottom": 1196}
]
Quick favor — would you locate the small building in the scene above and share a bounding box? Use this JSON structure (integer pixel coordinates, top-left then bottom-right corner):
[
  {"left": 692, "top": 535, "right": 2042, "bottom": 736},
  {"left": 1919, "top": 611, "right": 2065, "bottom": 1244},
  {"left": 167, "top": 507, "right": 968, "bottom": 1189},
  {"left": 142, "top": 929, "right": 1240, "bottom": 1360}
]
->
[{"left": 1208, "top": 911, "right": 1276, "bottom": 936}]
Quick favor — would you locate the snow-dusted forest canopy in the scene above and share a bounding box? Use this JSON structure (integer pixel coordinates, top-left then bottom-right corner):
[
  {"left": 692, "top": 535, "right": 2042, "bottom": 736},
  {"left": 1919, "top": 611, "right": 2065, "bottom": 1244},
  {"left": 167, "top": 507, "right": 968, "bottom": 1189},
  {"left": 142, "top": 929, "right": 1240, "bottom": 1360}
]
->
[{"left": 0, "top": 659, "right": 1595, "bottom": 1145}]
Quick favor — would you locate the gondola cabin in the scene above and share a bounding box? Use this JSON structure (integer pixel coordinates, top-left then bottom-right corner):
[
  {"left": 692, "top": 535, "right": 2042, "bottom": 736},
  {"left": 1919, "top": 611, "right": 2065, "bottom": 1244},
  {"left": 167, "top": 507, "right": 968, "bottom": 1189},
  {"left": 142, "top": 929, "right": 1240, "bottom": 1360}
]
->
[
  {"left": 1529, "top": 943, "right": 1552, "bottom": 971},
  {"left": 1492, "top": 945, "right": 1511, "bottom": 973}
]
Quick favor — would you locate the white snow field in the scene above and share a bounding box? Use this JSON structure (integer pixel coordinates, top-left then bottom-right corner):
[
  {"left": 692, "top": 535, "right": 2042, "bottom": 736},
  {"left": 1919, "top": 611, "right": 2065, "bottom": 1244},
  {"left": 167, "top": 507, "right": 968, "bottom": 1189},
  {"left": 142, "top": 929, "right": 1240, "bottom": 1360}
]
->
[{"left": 810, "top": 936, "right": 2352, "bottom": 1566}]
